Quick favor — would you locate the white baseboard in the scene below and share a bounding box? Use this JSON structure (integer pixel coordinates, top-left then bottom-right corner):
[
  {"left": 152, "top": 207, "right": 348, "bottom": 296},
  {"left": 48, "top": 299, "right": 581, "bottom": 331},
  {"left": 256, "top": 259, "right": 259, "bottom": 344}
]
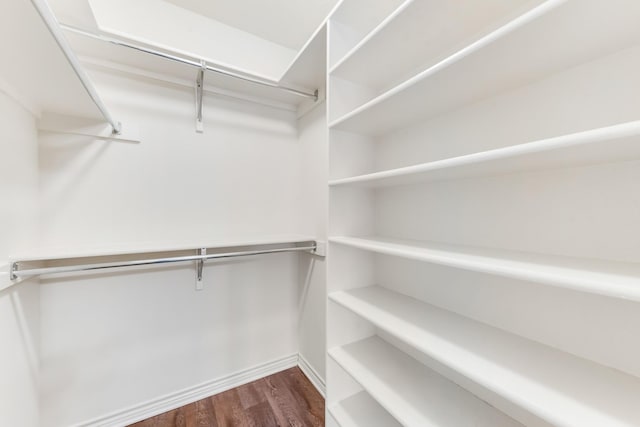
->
[
  {"left": 297, "top": 354, "right": 326, "bottom": 398},
  {"left": 74, "top": 354, "right": 298, "bottom": 427}
]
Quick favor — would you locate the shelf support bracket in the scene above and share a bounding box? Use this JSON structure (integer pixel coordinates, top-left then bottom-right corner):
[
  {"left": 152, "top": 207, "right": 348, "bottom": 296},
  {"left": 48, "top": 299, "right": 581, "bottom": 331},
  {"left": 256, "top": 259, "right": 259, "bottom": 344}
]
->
[
  {"left": 196, "top": 248, "right": 206, "bottom": 290},
  {"left": 195, "top": 60, "right": 206, "bottom": 133},
  {"left": 9, "top": 262, "right": 19, "bottom": 281}
]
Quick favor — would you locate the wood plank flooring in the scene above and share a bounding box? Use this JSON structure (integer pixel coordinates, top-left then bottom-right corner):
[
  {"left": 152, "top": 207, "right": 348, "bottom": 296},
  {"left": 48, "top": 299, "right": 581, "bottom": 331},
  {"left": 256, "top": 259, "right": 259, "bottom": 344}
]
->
[{"left": 128, "top": 367, "right": 324, "bottom": 427}]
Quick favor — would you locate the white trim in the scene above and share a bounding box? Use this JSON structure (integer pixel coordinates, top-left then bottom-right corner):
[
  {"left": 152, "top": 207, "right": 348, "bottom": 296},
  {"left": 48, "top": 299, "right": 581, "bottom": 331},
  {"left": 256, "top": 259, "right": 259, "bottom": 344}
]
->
[
  {"left": 298, "top": 353, "right": 326, "bottom": 397},
  {"left": 73, "top": 353, "right": 298, "bottom": 427}
]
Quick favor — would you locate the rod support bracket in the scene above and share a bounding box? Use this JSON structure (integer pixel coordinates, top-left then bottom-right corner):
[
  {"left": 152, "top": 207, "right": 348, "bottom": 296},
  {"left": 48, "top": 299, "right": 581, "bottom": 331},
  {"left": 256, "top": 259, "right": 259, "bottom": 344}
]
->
[
  {"left": 9, "top": 262, "right": 18, "bottom": 281},
  {"left": 196, "top": 248, "right": 206, "bottom": 290},
  {"left": 195, "top": 60, "right": 206, "bottom": 133},
  {"left": 111, "top": 121, "right": 123, "bottom": 135},
  {"left": 314, "top": 89, "right": 319, "bottom": 102}
]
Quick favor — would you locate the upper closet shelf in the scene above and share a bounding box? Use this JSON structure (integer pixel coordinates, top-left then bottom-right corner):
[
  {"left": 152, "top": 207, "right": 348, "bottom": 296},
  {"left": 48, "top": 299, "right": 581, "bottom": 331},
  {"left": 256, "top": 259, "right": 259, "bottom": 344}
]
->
[
  {"left": 328, "top": 0, "right": 406, "bottom": 69},
  {"left": 328, "top": 0, "right": 640, "bottom": 135},
  {"left": 11, "top": 235, "right": 317, "bottom": 263},
  {"left": 329, "top": 236, "right": 640, "bottom": 302},
  {"left": 279, "top": 24, "right": 326, "bottom": 95},
  {"left": 0, "top": 0, "right": 119, "bottom": 131},
  {"left": 330, "top": 286, "right": 640, "bottom": 427},
  {"left": 329, "top": 121, "right": 640, "bottom": 187},
  {"left": 329, "top": 0, "right": 536, "bottom": 90},
  {"left": 62, "top": 26, "right": 318, "bottom": 112}
]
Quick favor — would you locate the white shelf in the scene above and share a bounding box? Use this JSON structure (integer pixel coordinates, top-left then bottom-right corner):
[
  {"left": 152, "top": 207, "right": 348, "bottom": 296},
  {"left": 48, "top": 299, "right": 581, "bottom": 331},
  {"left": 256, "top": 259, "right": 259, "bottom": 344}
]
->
[
  {"left": 329, "top": 0, "right": 534, "bottom": 90},
  {"left": 328, "top": 0, "right": 640, "bottom": 135},
  {"left": 12, "top": 235, "right": 316, "bottom": 262},
  {"left": 328, "top": 0, "right": 407, "bottom": 70},
  {"left": 329, "top": 335, "right": 522, "bottom": 427},
  {"left": 328, "top": 391, "right": 401, "bottom": 427},
  {"left": 330, "top": 286, "right": 640, "bottom": 427},
  {"left": 329, "top": 236, "right": 640, "bottom": 302},
  {"left": 329, "top": 120, "right": 640, "bottom": 187},
  {"left": 279, "top": 24, "right": 326, "bottom": 94},
  {"left": 0, "top": 0, "right": 104, "bottom": 118},
  {"left": 329, "top": 0, "right": 413, "bottom": 78}
]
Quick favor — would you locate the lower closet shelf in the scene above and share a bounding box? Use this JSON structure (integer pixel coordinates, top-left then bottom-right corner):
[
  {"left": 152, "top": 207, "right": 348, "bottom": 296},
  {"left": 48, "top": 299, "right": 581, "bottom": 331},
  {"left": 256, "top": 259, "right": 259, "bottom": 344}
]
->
[
  {"left": 329, "top": 236, "right": 640, "bottom": 301},
  {"left": 330, "top": 286, "right": 640, "bottom": 427},
  {"left": 328, "top": 391, "right": 401, "bottom": 427},
  {"left": 329, "top": 335, "right": 522, "bottom": 427}
]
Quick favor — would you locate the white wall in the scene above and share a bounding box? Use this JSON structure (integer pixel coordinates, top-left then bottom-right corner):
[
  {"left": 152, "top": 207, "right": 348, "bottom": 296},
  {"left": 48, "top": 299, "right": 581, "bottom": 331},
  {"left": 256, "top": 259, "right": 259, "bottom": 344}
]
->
[
  {"left": 37, "top": 70, "right": 312, "bottom": 426},
  {"left": 297, "top": 102, "right": 328, "bottom": 387},
  {"left": 0, "top": 90, "right": 40, "bottom": 427}
]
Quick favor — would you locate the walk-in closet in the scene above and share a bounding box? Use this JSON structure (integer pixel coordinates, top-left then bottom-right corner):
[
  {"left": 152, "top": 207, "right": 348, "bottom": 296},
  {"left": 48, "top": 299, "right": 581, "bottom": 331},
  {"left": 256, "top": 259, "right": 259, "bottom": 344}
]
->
[{"left": 3, "top": 0, "right": 640, "bottom": 426}]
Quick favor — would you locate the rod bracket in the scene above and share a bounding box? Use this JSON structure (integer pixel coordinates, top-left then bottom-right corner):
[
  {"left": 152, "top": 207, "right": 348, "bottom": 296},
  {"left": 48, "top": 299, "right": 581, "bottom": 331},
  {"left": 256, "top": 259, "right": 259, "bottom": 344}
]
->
[
  {"left": 196, "top": 248, "right": 206, "bottom": 290},
  {"left": 314, "top": 89, "right": 319, "bottom": 102},
  {"left": 195, "top": 60, "right": 206, "bottom": 133},
  {"left": 111, "top": 121, "right": 123, "bottom": 135},
  {"left": 9, "top": 262, "right": 19, "bottom": 281}
]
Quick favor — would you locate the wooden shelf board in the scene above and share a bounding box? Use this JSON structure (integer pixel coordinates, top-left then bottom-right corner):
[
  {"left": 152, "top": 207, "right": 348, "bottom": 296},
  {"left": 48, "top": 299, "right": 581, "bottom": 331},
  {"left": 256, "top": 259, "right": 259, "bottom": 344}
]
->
[
  {"left": 329, "top": 0, "right": 640, "bottom": 135},
  {"left": 329, "top": 236, "right": 640, "bottom": 302},
  {"left": 330, "top": 286, "right": 640, "bottom": 427},
  {"left": 328, "top": 120, "right": 640, "bottom": 187}
]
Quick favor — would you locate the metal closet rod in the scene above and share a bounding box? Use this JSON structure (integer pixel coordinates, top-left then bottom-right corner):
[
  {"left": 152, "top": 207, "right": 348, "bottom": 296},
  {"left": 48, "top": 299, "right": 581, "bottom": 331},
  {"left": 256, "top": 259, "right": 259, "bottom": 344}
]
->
[
  {"left": 60, "top": 24, "right": 319, "bottom": 101},
  {"left": 31, "top": 0, "right": 121, "bottom": 134},
  {"left": 10, "top": 243, "right": 317, "bottom": 279}
]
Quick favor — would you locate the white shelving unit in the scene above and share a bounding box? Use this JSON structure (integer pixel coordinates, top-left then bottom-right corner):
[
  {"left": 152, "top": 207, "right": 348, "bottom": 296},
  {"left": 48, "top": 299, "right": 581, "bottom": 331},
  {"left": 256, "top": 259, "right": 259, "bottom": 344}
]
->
[
  {"left": 329, "top": 0, "right": 538, "bottom": 91},
  {"left": 326, "top": 0, "right": 640, "bottom": 426},
  {"left": 329, "top": 0, "right": 640, "bottom": 135},
  {"left": 329, "top": 335, "right": 522, "bottom": 427},
  {"left": 330, "top": 287, "right": 640, "bottom": 427}
]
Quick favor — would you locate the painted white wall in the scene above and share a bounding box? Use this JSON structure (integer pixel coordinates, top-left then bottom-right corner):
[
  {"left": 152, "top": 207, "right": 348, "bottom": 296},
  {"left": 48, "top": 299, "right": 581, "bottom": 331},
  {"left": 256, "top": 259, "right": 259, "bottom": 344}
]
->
[
  {"left": 297, "top": 103, "right": 328, "bottom": 386},
  {"left": 38, "top": 71, "right": 302, "bottom": 249},
  {"left": 36, "top": 70, "right": 311, "bottom": 426},
  {"left": 0, "top": 90, "right": 40, "bottom": 427}
]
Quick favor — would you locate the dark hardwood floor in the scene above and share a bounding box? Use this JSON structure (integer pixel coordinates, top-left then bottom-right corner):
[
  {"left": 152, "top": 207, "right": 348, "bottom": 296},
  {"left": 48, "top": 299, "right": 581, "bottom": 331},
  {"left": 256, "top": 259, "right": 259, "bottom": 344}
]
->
[{"left": 128, "top": 367, "right": 324, "bottom": 427}]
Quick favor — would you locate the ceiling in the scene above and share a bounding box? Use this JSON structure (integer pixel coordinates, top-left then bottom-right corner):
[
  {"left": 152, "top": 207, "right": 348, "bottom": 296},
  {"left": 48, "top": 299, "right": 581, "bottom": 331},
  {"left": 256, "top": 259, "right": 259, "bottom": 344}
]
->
[{"left": 164, "top": 0, "right": 338, "bottom": 50}]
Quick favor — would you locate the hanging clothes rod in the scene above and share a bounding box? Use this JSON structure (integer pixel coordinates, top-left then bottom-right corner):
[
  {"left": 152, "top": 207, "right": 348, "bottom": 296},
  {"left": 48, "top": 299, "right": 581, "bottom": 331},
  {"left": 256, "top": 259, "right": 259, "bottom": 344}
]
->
[
  {"left": 60, "top": 24, "right": 319, "bottom": 101},
  {"left": 10, "top": 243, "right": 318, "bottom": 279},
  {"left": 31, "top": 0, "right": 122, "bottom": 134}
]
